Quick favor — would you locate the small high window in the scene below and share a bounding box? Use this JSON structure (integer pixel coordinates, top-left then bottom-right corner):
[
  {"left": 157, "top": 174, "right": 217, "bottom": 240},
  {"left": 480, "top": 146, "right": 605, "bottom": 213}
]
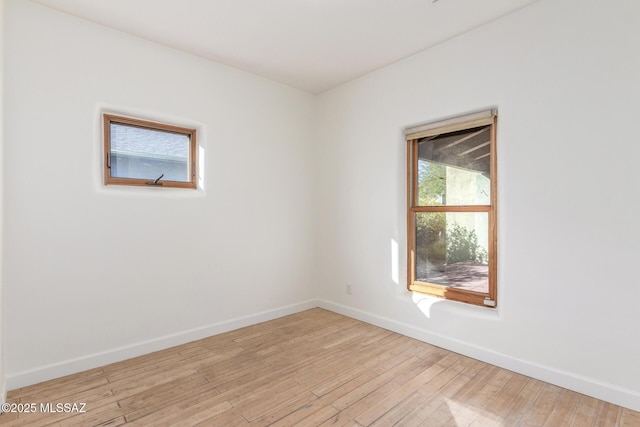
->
[
  {"left": 103, "top": 114, "right": 197, "bottom": 189},
  {"left": 406, "top": 110, "right": 497, "bottom": 307}
]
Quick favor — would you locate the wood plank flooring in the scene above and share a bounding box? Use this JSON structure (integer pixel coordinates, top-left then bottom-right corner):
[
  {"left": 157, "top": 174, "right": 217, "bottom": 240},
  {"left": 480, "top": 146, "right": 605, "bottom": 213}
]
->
[{"left": 1, "top": 308, "right": 638, "bottom": 426}]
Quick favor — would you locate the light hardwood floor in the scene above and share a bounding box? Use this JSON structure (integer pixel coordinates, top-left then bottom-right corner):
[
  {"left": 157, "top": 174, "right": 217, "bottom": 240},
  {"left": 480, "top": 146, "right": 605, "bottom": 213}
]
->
[{"left": 1, "top": 308, "right": 638, "bottom": 426}]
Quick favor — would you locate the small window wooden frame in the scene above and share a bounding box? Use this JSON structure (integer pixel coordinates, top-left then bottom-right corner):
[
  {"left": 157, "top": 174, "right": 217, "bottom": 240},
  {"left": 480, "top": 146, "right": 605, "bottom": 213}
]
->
[
  {"left": 406, "top": 110, "right": 497, "bottom": 308},
  {"left": 103, "top": 114, "right": 197, "bottom": 189}
]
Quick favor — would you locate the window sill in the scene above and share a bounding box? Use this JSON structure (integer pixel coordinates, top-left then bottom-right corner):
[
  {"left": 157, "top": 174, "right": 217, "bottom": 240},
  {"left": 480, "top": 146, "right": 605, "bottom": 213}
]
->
[{"left": 98, "top": 183, "right": 206, "bottom": 198}]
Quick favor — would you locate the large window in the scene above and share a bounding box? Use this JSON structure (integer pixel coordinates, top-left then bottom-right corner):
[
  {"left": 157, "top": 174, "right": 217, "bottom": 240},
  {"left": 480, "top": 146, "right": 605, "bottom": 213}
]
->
[
  {"left": 406, "top": 110, "right": 497, "bottom": 307},
  {"left": 103, "top": 114, "right": 197, "bottom": 189}
]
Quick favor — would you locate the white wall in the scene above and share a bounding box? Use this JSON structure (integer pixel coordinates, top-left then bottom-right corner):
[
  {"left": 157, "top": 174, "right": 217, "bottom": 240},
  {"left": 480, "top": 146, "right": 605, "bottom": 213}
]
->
[
  {"left": 4, "top": 0, "right": 316, "bottom": 387},
  {"left": 316, "top": 0, "right": 640, "bottom": 411}
]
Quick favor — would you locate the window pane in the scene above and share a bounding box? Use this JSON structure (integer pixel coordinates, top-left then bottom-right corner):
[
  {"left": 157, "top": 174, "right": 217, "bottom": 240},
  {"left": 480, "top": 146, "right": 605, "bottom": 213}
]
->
[
  {"left": 415, "top": 212, "right": 489, "bottom": 293},
  {"left": 417, "top": 125, "right": 490, "bottom": 206},
  {"left": 110, "top": 123, "right": 190, "bottom": 182}
]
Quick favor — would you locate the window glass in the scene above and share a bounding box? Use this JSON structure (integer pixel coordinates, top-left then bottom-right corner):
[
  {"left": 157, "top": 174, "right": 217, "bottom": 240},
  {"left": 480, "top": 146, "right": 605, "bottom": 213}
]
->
[
  {"left": 414, "top": 212, "right": 489, "bottom": 294},
  {"left": 417, "top": 125, "right": 490, "bottom": 206},
  {"left": 110, "top": 123, "right": 190, "bottom": 182}
]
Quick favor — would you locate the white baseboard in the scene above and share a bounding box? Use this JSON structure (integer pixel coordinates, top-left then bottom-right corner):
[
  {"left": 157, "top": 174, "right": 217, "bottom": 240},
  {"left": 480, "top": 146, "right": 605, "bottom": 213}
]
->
[
  {"left": 7, "top": 298, "right": 639, "bottom": 413},
  {"left": 318, "top": 299, "right": 640, "bottom": 412},
  {"left": 7, "top": 299, "right": 318, "bottom": 391}
]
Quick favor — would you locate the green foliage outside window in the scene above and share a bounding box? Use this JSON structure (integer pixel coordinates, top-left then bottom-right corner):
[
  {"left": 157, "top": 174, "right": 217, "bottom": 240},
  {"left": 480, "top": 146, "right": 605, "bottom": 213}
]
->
[
  {"left": 416, "top": 161, "right": 487, "bottom": 271},
  {"left": 416, "top": 161, "right": 446, "bottom": 270},
  {"left": 446, "top": 224, "right": 488, "bottom": 265}
]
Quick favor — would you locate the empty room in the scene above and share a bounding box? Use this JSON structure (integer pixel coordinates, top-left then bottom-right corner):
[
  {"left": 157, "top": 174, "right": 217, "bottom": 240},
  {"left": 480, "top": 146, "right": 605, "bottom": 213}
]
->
[{"left": 1, "top": 0, "right": 639, "bottom": 425}]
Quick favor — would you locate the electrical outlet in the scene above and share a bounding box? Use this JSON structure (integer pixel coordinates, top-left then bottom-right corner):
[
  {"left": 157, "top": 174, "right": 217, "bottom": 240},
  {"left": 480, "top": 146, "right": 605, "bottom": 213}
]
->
[{"left": 346, "top": 283, "right": 352, "bottom": 295}]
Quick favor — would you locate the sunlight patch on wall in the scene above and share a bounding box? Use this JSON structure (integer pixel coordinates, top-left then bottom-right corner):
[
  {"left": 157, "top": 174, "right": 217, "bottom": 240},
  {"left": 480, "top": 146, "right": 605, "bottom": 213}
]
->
[
  {"left": 198, "top": 145, "right": 206, "bottom": 190},
  {"left": 391, "top": 238, "right": 399, "bottom": 285},
  {"left": 411, "top": 291, "right": 444, "bottom": 319}
]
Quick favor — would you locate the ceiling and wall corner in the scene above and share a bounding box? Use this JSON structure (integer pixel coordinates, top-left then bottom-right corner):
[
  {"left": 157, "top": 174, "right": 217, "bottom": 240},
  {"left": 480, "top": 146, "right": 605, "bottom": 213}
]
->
[{"left": 32, "top": 0, "right": 541, "bottom": 94}]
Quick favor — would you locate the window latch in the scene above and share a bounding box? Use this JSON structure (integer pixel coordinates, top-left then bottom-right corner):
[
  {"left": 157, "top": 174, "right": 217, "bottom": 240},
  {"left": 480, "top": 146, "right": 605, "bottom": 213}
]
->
[{"left": 146, "top": 174, "right": 164, "bottom": 186}]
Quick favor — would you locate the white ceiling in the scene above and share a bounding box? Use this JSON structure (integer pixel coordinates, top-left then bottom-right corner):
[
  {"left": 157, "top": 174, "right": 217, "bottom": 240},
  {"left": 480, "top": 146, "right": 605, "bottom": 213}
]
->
[{"left": 33, "top": 0, "right": 539, "bottom": 94}]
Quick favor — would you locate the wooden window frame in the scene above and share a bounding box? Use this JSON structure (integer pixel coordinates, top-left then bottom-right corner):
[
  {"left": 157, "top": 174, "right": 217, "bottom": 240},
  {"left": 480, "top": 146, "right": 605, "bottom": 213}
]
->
[
  {"left": 103, "top": 114, "right": 197, "bottom": 189},
  {"left": 406, "top": 110, "right": 498, "bottom": 308}
]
